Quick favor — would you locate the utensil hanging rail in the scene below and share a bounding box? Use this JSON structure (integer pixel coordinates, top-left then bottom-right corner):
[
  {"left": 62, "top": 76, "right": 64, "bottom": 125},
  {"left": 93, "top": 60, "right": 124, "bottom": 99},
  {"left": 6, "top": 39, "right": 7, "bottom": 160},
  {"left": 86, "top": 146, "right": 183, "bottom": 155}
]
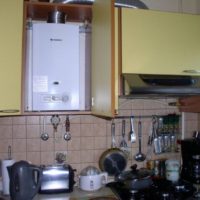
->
[{"left": 114, "top": 115, "right": 162, "bottom": 119}]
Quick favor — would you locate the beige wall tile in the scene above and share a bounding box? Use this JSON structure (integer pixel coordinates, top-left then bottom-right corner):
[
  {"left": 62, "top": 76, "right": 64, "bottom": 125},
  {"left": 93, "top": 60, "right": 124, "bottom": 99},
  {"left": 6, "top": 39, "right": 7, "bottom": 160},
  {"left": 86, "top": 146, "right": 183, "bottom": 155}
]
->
[
  {"left": 43, "top": 125, "right": 54, "bottom": 138},
  {"left": 94, "top": 137, "right": 107, "bottom": 149},
  {"left": 80, "top": 115, "right": 94, "bottom": 124},
  {"left": 0, "top": 139, "right": 12, "bottom": 153},
  {"left": 132, "top": 99, "right": 144, "bottom": 110},
  {"left": 27, "top": 138, "right": 40, "bottom": 152},
  {"left": 67, "top": 150, "right": 81, "bottom": 164},
  {"left": 44, "top": 116, "right": 52, "bottom": 124},
  {"left": 70, "top": 116, "right": 81, "bottom": 124},
  {"left": 41, "top": 138, "right": 54, "bottom": 152},
  {"left": 80, "top": 150, "right": 94, "bottom": 163},
  {"left": 94, "top": 149, "right": 104, "bottom": 163},
  {"left": 27, "top": 125, "right": 40, "bottom": 138},
  {"left": 93, "top": 123, "right": 107, "bottom": 137},
  {"left": 93, "top": 116, "right": 108, "bottom": 124},
  {"left": 27, "top": 152, "right": 41, "bottom": 165},
  {"left": 68, "top": 137, "right": 81, "bottom": 151},
  {"left": 80, "top": 124, "right": 94, "bottom": 137},
  {"left": 54, "top": 139, "right": 68, "bottom": 151},
  {"left": 13, "top": 139, "right": 26, "bottom": 152},
  {"left": 70, "top": 124, "right": 81, "bottom": 137},
  {"left": 118, "top": 109, "right": 132, "bottom": 117},
  {"left": 0, "top": 117, "right": 12, "bottom": 125},
  {"left": 13, "top": 125, "right": 26, "bottom": 138},
  {"left": 0, "top": 153, "right": 10, "bottom": 160},
  {"left": 81, "top": 137, "right": 94, "bottom": 150},
  {"left": 27, "top": 116, "right": 40, "bottom": 125},
  {"left": 119, "top": 99, "right": 132, "bottom": 110},
  {"left": 41, "top": 152, "right": 54, "bottom": 165},
  {"left": 0, "top": 125, "right": 12, "bottom": 139},
  {"left": 12, "top": 116, "right": 26, "bottom": 125},
  {"left": 13, "top": 152, "right": 27, "bottom": 161}
]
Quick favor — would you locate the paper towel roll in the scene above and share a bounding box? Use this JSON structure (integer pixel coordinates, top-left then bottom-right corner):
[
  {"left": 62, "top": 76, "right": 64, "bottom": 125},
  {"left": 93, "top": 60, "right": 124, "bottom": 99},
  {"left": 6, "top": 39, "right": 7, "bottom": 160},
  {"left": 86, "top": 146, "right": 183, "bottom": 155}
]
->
[{"left": 2, "top": 159, "right": 15, "bottom": 195}]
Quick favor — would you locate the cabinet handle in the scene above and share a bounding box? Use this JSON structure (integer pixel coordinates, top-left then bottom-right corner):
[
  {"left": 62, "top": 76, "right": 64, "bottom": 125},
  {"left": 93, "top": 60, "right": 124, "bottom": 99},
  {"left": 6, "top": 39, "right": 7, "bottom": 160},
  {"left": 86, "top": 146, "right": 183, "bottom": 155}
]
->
[
  {"left": 0, "top": 109, "right": 19, "bottom": 113},
  {"left": 183, "top": 69, "right": 200, "bottom": 74}
]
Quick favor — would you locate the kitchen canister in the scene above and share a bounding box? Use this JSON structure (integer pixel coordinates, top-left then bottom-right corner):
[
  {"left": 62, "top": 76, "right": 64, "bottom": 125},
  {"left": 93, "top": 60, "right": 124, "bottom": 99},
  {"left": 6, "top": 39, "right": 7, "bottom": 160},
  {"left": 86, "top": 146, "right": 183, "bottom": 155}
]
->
[{"left": 165, "top": 159, "right": 180, "bottom": 183}]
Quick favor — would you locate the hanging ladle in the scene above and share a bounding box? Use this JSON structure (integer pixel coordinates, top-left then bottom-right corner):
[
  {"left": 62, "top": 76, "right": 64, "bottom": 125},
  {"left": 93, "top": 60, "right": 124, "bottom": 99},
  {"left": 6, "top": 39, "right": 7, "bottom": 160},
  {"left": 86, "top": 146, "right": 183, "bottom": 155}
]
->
[
  {"left": 134, "top": 118, "right": 146, "bottom": 162},
  {"left": 64, "top": 115, "right": 71, "bottom": 141},
  {"left": 41, "top": 116, "right": 49, "bottom": 141}
]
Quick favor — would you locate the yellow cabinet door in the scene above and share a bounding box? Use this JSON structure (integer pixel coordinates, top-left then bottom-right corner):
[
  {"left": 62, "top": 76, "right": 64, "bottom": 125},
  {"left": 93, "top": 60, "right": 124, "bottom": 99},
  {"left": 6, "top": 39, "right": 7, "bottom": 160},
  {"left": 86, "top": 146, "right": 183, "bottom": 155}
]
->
[
  {"left": 121, "top": 9, "right": 200, "bottom": 75},
  {"left": 92, "top": 0, "right": 118, "bottom": 117},
  {"left": 0, "top": 1, "right": 23, "bottom": 115}
]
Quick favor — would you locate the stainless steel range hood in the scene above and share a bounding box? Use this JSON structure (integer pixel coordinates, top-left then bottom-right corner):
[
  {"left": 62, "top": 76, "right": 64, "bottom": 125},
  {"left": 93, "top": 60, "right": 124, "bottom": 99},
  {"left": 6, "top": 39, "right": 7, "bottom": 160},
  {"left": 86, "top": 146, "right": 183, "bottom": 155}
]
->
[
  {"left": 122, "top": 74, "right": 200, "bottom": 98},
  {"left": 53, "top": 0, "right": 148, "bottom": 9}
]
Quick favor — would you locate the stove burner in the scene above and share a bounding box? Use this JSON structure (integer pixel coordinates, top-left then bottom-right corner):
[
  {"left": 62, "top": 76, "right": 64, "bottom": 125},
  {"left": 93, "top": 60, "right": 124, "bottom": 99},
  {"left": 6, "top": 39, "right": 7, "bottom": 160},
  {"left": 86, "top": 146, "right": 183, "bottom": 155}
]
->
[
  {"left": 160, "top": 192, "right": 170, "bottom": 200},
  {"left": 130, "top": 189, "right": 138, "bottom": 195},
  {"left": 193, "top": 191, "right": 200, "bottom": 198}
]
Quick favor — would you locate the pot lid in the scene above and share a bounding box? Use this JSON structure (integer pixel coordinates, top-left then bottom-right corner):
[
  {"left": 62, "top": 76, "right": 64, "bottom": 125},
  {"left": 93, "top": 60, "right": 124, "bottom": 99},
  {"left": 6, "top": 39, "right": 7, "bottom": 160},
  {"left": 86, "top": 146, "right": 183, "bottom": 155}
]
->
[
  {"left": 80, "top": 166, "right": 100, "bottom": 176},
  {"left": 117, "top": 164, "right": 152, "bottom": 181}
]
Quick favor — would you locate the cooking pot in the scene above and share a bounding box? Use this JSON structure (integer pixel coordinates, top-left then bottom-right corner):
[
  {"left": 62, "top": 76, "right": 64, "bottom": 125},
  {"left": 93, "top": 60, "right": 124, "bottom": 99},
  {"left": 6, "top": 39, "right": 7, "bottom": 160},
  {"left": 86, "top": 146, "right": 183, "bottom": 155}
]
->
[
  {"left": 115, "top": 164, "right": 153, "bottom": 190},
  {"left": 79, "top": 166, "right": 108, "bottom": 191}
]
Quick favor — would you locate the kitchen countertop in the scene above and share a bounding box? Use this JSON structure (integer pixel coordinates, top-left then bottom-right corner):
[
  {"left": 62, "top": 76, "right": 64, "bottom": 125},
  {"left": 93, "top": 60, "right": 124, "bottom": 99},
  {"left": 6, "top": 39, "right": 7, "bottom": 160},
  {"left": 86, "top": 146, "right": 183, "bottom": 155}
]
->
[{"left": 0, "top": 186, "right": 117, "bottom": 200}]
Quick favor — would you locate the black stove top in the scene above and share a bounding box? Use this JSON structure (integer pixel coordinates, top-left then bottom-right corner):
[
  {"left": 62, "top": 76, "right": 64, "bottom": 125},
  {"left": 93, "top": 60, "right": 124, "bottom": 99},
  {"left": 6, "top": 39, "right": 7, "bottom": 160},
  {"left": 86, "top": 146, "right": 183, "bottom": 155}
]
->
[{"left": 107, "top": 179, "right": 197, "bottom": 200}]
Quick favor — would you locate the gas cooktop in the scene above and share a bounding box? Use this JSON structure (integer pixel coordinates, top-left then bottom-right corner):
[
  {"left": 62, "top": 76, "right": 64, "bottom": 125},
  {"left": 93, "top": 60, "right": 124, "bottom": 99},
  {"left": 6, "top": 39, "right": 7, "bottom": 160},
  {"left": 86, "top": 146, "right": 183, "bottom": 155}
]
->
[{"left": 107, "top": 179, "right": 197, "bottom": 200}]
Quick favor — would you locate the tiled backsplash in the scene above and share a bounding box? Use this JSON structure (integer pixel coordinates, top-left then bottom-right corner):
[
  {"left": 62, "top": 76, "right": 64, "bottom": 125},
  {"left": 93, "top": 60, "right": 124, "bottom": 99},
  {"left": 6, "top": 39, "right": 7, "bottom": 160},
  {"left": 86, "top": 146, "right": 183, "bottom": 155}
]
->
[{"left": 0, "top": 98, "right": 198, "bottom": 175}]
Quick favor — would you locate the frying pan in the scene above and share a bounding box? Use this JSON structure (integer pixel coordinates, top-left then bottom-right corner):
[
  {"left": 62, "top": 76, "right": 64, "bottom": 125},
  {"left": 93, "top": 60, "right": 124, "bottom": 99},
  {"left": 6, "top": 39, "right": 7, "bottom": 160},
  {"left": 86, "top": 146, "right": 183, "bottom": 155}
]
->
[{"left": 99, "top": 121, "right": 127, "bottom": 176}]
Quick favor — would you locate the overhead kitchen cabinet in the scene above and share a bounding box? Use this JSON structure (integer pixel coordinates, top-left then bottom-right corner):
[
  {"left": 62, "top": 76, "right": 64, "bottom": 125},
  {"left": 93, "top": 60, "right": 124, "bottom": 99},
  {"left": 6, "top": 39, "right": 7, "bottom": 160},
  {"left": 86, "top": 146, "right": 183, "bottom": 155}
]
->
[
  {"left": 91, "top": 1, "right": 200, "bottom": 116},
  {"left": 23, "top": 0, "right": 119, "bottom": 117},
  {"left": 121, "top": 8, "right": 200, "bottom": 75},
  {"left": 0, "top": 1, "right": 23, "bottom": 115},
  {"left": 92, "top": 0, "right": 119, "bottom": 117}
]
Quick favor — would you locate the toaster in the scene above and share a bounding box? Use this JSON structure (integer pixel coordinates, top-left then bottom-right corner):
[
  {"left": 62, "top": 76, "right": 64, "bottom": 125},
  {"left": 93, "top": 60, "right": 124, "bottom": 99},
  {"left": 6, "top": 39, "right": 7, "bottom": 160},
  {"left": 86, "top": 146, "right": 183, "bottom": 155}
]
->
[{"left": 39, "top": 164, "right": 76, "bottom": 194}]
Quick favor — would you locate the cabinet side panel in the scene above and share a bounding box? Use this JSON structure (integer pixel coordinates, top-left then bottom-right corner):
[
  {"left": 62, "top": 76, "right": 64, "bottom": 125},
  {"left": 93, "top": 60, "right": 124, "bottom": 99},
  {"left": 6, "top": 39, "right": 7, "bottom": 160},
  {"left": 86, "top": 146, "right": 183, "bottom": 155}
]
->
[{"left": 92, "top": 0, "right": 115, "bottom": 117}]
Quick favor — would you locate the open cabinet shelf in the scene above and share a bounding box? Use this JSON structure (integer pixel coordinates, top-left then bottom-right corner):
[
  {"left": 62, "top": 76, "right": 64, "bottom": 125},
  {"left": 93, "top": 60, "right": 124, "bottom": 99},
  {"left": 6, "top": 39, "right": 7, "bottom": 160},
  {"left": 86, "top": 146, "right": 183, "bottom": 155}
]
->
[{"left": 24, "top": 1, "right": 92, "bottom": 22}]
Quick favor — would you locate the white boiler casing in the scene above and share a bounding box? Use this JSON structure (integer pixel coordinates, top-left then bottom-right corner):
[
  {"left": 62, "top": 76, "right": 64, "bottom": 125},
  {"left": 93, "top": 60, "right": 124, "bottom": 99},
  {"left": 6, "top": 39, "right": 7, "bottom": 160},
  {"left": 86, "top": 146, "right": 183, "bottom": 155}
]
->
[{"left": 25, "top": 22, "right": 91, "bottom": 111}]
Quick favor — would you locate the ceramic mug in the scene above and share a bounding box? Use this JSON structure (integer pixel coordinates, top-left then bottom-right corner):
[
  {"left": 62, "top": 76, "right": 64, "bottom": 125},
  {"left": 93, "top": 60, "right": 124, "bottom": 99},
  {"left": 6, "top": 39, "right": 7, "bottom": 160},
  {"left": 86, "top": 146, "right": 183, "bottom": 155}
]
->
[{"left": 79, "top": 172, "right": 108, "bottom": 191}]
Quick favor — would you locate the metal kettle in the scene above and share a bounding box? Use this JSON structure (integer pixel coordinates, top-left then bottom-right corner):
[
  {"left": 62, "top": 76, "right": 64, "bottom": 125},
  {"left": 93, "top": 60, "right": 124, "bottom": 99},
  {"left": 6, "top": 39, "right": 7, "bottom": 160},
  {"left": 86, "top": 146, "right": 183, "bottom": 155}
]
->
[{"left": 7, "top": 160, "right": 42, "bottom": 200}]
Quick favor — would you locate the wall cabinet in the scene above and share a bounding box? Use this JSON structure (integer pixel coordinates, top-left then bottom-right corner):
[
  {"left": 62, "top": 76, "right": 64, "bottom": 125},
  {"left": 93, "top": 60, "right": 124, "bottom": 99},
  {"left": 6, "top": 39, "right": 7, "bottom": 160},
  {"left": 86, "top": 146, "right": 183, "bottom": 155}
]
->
[
  {"left": 121, "top": 9, "right": 200, "bottom": 75},
  {"left": 22, "top": 1, "right": 94, "bottom": 115},
  {"left": 92, "top": 0, "right": 200, "bottom": 117},
  {"left": 0, "top": 1, "right": 23, "bottom": 115},
  {"left": 23, "top": 0, "right": 119, "bottom": 117}
]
